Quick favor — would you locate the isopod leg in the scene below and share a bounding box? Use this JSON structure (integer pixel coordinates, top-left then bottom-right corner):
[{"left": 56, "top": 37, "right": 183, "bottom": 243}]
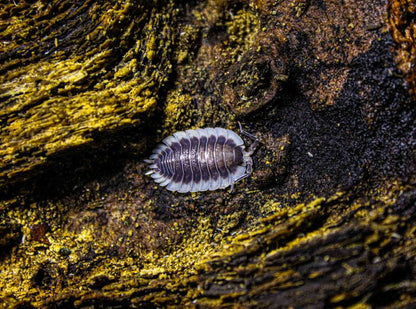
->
[
  {"left": 238, "top": 122, "right": 259, "bottom": 155},
  {"left": 233, "top": 170, "right": 251, "bottom": 184}
]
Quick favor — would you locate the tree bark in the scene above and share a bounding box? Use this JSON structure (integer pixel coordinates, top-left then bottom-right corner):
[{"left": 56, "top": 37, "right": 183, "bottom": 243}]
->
[{"left": 0, "top": 0, "right": 415, "bottom": 308}]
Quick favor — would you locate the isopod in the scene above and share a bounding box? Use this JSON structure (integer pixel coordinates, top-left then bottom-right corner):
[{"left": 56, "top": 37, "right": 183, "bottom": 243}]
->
[{"left": 145, "top": 123, "right": 258, "bottom": 193}]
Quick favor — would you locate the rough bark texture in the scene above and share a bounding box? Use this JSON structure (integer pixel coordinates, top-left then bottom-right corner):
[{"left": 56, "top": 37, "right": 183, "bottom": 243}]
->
[{"left": 0, "top": 0, "right": 415, "bottom": 308}]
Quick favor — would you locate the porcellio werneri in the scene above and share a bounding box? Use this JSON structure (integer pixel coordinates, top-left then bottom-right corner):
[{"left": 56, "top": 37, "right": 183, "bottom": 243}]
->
[{"left": 145, "top": 123, "right": 258, "bottom": 193}]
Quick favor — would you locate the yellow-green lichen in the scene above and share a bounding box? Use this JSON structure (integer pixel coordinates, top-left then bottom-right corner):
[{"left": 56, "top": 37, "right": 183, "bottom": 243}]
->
[{"left": 0, "top": 0, "right": 176, "bottom": 188}]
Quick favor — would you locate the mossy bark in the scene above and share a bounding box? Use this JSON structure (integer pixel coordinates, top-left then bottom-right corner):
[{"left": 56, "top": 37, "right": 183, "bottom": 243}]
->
[{"left": 0, "top": 0, "right": 415, "bottom": 308}]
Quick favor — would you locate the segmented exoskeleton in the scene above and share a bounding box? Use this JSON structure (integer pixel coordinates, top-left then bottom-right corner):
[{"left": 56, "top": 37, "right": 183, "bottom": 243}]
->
[{"left": 145, "top": 123, "right": 258, "bottom": 193}]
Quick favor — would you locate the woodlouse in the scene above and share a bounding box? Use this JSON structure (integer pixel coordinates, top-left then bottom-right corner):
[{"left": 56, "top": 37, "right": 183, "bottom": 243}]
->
[{"left": 145, "top": 123, "right": 258, "bottom": 193}]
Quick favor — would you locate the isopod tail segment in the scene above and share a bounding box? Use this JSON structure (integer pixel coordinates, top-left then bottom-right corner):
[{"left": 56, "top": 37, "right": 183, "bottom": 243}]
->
[{"left": 229, "top": 121, "right": 259, "bottom": 192}]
